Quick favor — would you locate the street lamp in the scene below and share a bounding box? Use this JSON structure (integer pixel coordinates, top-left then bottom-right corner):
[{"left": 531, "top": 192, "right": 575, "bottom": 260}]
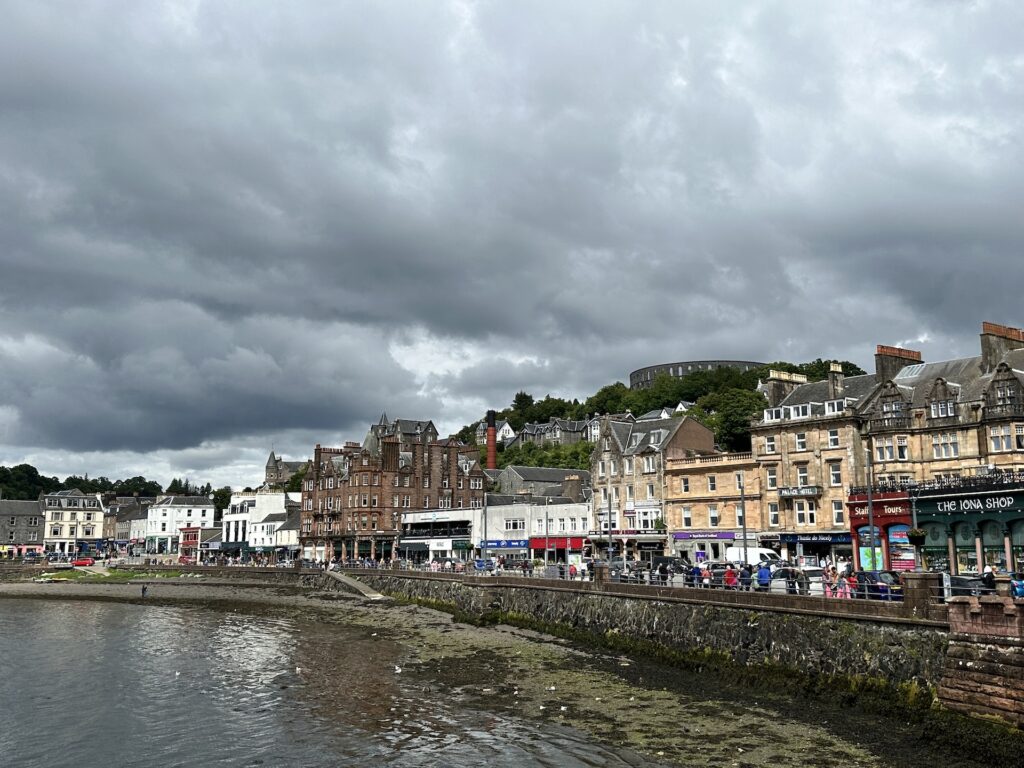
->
[{"left": 544, "top": 497, "right": 550, "bottom": 567}]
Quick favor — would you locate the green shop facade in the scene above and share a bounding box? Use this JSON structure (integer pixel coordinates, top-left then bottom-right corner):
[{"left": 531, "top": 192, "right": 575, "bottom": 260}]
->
[{"left": 913, "top": 480, "right": 1024, "bottom": 574}]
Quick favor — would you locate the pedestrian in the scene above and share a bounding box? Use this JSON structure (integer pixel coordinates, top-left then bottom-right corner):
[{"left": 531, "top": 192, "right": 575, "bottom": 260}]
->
[
  {"left": 982, "top": 564, "right": 996, "bottom": 595},
  {"left": 690, "top": 563, "right": 702, "bottom": 588},
  {"left": 723, "top": 564, "right": 738, "bottom": 590},
  {"left": 658, "top": 561, "right": 669, "bottom": 586},
  {"left": 739, "top": 564, "right": 752, "bottom": 591},
  {"left": 701, "top": 564, "right": 712, "bottom": 588},
  {"left": 569, "top": 563, "right": 578, "bottom": 580},
  {"left": 756, "top": 563, "right": 772, "bottom": 592},
  {"left": 141, "top": 585, "right": 148, "bottom": 598}
]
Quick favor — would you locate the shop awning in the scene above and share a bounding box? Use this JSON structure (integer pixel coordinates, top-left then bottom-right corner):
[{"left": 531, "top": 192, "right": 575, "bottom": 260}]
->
[
  {"left": 398, "top": 542, "right": 429, "bottom": 552},
  {"left": 528, "top": 537, "right": 585, "bottom": 550}
]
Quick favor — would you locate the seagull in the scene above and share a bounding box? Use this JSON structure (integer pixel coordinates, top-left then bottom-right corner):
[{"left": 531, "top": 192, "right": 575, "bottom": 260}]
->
[
  {"left": 560, "top": 706, "right": 567, "bottom": 711},
  {"left": 371, "top": 633, "right": 377, "bottom": 637},
  {"left": 295, "top": 667, "right": 302, "bottom": 674},
  {"left": 539, "top": 705, "right": 546, "bottom": 710},
  {"left": 547, "top": 685, "right": 556, "bottom": 691},
  {"left": 394, "top": 665, "right": 402, "bottom": 674},
  {"left": 174, "top": 671, "right": 180, "bottom": 677}
]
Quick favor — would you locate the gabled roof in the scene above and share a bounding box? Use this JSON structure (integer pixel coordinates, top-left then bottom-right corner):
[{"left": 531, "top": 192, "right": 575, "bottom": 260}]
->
[
  {"left": 0, "top": 499, "right": 42, "bottom": 515},
  {"left": 154, "top": 495, "right": 214, "bottom": 507},
  {"left": 777, "top": 373, "right": 877, "bottom": 410},
  {"left": 604, "top": 416, "right": 684, "bottom": 456},
  {"left": 506, "top": 465, "right": 592, "bottom": 484}
]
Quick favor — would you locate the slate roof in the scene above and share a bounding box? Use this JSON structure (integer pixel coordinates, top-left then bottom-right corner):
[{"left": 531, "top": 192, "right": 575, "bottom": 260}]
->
[
  {"left": 485, "top": 493, "right": 579, "bottom": 506},
  {"left": 507, "top": 466, "right": 592, "bottom": 484},
  {"left": 262, "top": 512, "right": 288, "bottom": 523},
  {"left": 777, "top": 373, "right": 878, "bottom": 411},
  {"left": 155, "top": 495, "right": 214, "bottom": 506},
  {"left": 0, "top": 499, "right": 42, "bottom": 515},
  {"left": 608, "top": 417, "right": 684, "bottom": 455},
  {"left": 877, "top": 348, "right": 1024, "bottom": 409},
  {"left": 278, "top": 510, "right": 301, "bottom": 531}
]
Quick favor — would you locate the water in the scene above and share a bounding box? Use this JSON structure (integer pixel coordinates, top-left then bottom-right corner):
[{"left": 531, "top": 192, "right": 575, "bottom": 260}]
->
[{"left": 0, "top": 600, "right": 655, "bottom": 768}]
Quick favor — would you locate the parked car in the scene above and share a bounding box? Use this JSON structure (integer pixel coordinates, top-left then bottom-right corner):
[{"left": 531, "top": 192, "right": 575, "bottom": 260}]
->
[
  {"left": 769, "top": 567, "right": 825, "bottom": 596},
  {"left": 72, "top": 557, "right": 96, "bottom": 567},
  {"left": 851, "top": 570, "right": 904, "bottom": 601}
]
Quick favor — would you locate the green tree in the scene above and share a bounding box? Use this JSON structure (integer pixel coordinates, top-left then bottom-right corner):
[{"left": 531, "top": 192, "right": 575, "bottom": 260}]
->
[
  {"left": 212, "top": 486, "right": 233, "bottom": 513},
  {"left": 0, "top": 464, "right": 61, "bottom": 500},
  {"left": 284, "top": 464, "right": 308, "bottom": 493},
  {"left": 113, "top": 476, "right": 164, "bottom": 496},
  {"left": 689, "top": 388, "right": 768, "bottom": 452}
]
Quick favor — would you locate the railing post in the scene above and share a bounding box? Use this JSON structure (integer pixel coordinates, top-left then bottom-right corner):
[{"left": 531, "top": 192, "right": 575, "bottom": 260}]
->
[{"left": 902, "top": 571, "right": 940, "bottom": 619}]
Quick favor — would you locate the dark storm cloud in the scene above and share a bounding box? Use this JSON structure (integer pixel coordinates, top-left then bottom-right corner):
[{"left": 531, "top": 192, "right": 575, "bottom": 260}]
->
[{"left": 1, "top": 1, "right": 1022, "bottom": 481}]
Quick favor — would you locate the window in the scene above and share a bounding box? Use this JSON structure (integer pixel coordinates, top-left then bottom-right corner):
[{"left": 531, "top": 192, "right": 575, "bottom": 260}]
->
[
  {"left": 457, "top": 477, "right": 464, "bottom": 490},
  {"left": 707, "top": 475, "right": 717, "bottom": 492},
  {"left": 827, "top": 429, "right": 839, "bottom": 448},
  {"left": 796, "top": 465, "right": 808, "bottom": 486},
  {"left": 327, "top": 477, "right": 334, "bottom": 489},
  {"left": 766, "top": 467, "right": 778, "bottom": 489},
  {"left": 623, "top": 458, "right": 633, "bottom": 475},
  {"left": 423, "top": 496, "right": 430, "bottom": 509},
  {"left": 371, "top": 495, "right": 378, "bottom": 508},
  {"left": 682, "top": 506, "right": 692, "bottom": 528},
  {"left": 896, "top": 435, "right": 909, "bottom": 461},
  {"left": 829, "top": 463, "right": 842, "bottom": 487},
  {"left": 602, "top": 437, "right": 610, "bottom": 451},
  {"left": 600, "top": 488, "right": 608, "bottom": 503},
  {"left": 1017, "top": 425, "right": 1024, "bottom": 450},
  {"left": 643, "top": 456, "right": 656, "bottom": 473},
  {"left": 789, "top": 404, "right": 810, "bottom": 419},
  {"left": 795, "top": 500, "right": 816, "bottom": 525},
  {"left": 875, "top": 437, "right": 895, "bottom": 461},
  {"left": 8, "top": 517, "right": 14, "bottom": 526},
  {"left": 610, "top": 460, "right": 617, "bottom": 476},
  {"left": 930, "top": 399, "right": 956, "bottom": 418},
  {"left": 765, "top": 436, "right": 777, "bottom": 454},
  {"left": 403, "top": 476, "right": 410, "bottom": 487},
  {"left": 932, "top": 432, "right": 960, "bottom": 459},
  {"left": 612, "top": 487, "right": 620, "bottom": 502},
  {"left": 832, "top": 500, "right": 845, "bottom": 525},
  {"left": 160, "top": 522, "right": 167, "bottom": 532},
  {"left": 422, "top": 477, "right": 430, "bottom": 488},
  {"left": 991, "top": 425, "right": 1013, "bottom": 453},
  {"left": 505, "top": 518, "right": 525, "bottom": 531},
  {"left": 7, "top": 531, "right": 13, "bottom": 542},
  {"left": 599, "top": 461, "right": 606, "bottom": 477},
  {"left": 736, "top": 504, "right": 744, "bottom": 528},
  {"left": 558, "top": 518, "right": 567, "bottom": 532},
  {"left": 795, "top": 433, "right": 807, "bottom": 451},
  {"left": 680, "top": 478, "right": 690, "bottom": 493},
  {"left": 361, "top": 494, "right": 369, "bottom": 507},
  {"left": 825, "top": 399, "right": 845, "bottom": 415},
  {"left": 402, "top": 495, "right": 410, "bottom": 508},
  {"left": 51, "top": 527, "right": 60, "bottom": 537},
  {"left": 708, "top": 505, "right": 719, "bottom": 527},
  {"left": 646, "top": 483, "right": 655, "bottom": 500},
  {"left": 763, "top": 408, "right": 783, "bottom": 422},
  {"left": 769, "top": 502, "right": 779, "bottom": 527},
  {"left": 626, "top": 485, "right": 634, "bottom": 500}
]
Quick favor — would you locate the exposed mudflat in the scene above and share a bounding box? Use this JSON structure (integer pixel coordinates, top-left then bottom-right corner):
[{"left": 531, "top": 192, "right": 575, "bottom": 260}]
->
[{"left": 0, "top": 578, "right": 1001, "bottom": 767}]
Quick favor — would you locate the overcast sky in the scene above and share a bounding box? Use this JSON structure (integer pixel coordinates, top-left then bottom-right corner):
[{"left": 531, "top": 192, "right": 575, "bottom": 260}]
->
[{"left": 1, "top": 1, "right": 1022, "bottom": 488}]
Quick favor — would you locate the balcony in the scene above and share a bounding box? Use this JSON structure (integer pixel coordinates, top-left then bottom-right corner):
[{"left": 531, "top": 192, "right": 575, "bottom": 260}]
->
[
  {"left": 777, "top": 485, "right": 823, "bottom": 498},
  {"left": 868, "top": 415, "right": 911, "bottom": 431},
  {"left": 984, "top": 402, "right": 1024, "bottom": 420}
]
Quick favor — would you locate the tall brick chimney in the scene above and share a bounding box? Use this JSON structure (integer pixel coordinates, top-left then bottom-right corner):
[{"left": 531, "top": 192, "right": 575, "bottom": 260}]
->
[
  {"left": 485, "top": 410, "right": 497, "bottom": 470},
  {"left": 874, "top": 345, "right": 922, "bottom": 383},
  {"left": 980, "top": 322, "right": 1024, "bottom": 373}
]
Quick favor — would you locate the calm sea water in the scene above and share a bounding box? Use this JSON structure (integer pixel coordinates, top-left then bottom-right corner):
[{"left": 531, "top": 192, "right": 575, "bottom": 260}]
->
[{"left": 0, "top": 600, "right": 655, "bottom": 768}]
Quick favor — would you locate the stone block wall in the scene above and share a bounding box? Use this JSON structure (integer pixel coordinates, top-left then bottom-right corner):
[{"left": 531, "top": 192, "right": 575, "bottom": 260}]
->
[{"left": 940, "top": 596, "right": 1024, "bottom": 727}]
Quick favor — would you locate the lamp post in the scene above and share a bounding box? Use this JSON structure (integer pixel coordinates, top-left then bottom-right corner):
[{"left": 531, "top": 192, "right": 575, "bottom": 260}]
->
[
  {"left": 866, "top": 440, "right": 878, "bottom": 570},
  {"left": 544, "top": 497, "right": 550, "bottom": 567},
  {"left": 738, "top": 470, "right": 748, "bottom": 565}
]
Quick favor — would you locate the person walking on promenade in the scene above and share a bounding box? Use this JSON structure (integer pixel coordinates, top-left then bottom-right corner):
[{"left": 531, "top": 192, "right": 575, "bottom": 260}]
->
[
  {"left": 141, "top": 585, "right": 148, "bottom": 598},
  {"left": 739, "top": 564, "right": 752, "bottom": 591},
  {"left": 756, "top": 563, "right": 772, "bottom": 592},
  {"left": 723, "top": 564, "right": 738, "bottom": 590}
]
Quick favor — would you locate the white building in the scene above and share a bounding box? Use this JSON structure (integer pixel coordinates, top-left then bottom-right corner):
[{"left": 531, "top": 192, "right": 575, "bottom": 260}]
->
[
  {"left": 145, "top": 495, "right": 215, "bottom": 554},
  {"left": 42, "top": 489, "right": 104, "bottom": 555},
  {"left": 222, "top": 490, "right": 300, "bottom": 560},
  {"left": 480, "top": 496, "right": 592, "bottom": 566}
]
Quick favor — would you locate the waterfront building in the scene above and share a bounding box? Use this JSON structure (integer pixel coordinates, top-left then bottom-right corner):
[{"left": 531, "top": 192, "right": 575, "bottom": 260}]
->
[
  {"left": 848, "top": 322, "right": 1024, "bottom": 572},
  {"left": 478, "top": 494, "right": 591, "bottom": 565},
  {"left": 274, "top": 510, "right": 301, "bottom": 560},
  {"left": 221, "top": 489, "right": 298, "bottom": 561},
  {"left": 590, "top": 414, "right": 715, "bottom": 561},
  {"left": 0, "top": 499, "right": 44, "bottom": 559},
  {"left": 112, "top": 499, "right": 152, "bottom": 556},
  {"left": 145, "top": 495, "right": 215, "bottom": 554},
  {"left": 300, "top": 415, "right": 486, "bottom": 562},
  {"left": 265, "top": 451, "right": 308, "bottom": 487},
  {"left": 179, "top": 526, "right": 220, "bottom": 563},
  {"left": 489, "top": 465, "right": 590, "bottom": 500},
  {"left": 664, "top": 451, "right": 764, "bottom": 563},
  {"left": 41, "top": 489, "right": 104, "bottom": 555}
]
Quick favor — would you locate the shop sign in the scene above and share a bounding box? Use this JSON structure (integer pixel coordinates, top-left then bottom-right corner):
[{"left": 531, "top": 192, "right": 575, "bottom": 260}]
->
[
  {"left": 672, "top": 531, "right": 736, "bottom": 540},
  {"left": 916, "top": 490, "right": 1024, "bottom": 515},
  {"left": 779, "top": 486, "right": 822, "bottom": 498},
  {"left": 848, "top": 501, "right": 909, "bottom": 519},
  {"left": 483, "top": 539, "right": 529, "bottom": 549},
  {"left": 780, "top": 533, "right": 852, "bottom": 543},
  {"left": 452, "top": 541, "right": 474, "bottom": 550}
]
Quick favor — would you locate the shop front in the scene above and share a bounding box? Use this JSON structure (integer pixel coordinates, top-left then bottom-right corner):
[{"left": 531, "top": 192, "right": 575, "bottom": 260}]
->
[
  {"left": 672, "top": 530, "right": 744, "bottom": 562},
  {"left": 780, "top": 532, "right": 854, "bottom": 567},
  {"left": 913, "top": 480, "right": 1024, "bottom": 574},
  {"left": 482, "top": 539, "right": 530, "bottom": 563},
  {"left": 528, "top": 536, "right": 584, "bottom": 565},
  {"left": 846, "top": 491, "right": 912, "bottom": 571}
]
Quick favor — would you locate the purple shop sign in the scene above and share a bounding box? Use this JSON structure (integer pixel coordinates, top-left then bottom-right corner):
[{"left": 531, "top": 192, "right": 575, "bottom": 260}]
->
[{"left": 672, "top": 531, "right": 736, "bottom": 541}]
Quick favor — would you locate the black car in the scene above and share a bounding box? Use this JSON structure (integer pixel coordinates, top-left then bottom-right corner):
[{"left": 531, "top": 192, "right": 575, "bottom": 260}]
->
[{"left": 852, "top": 570, "right": 904, "bottom": 601}]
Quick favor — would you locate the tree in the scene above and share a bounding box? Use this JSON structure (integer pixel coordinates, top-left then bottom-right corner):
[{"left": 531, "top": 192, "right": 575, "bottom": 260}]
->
[
  {"left": 690, "top": 388, "right": 768, "bottom": 452},
  {"left": 0, "top": 464, "right": 61, "bottom": 500},
  {"left": 284, "top": 464, "right": 308, "bottom": 493},
  {"left": 212, "top": 486, "right": 232, "bottom": 513},
  {"left": 799, "top": 358, "right": 867, "bottom": 382},
  {"left": 113, "top": 476, "right": 164, "bottom": 496}
]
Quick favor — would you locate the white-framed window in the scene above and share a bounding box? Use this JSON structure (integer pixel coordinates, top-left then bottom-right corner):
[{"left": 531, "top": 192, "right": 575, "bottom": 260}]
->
[
  {"left": 768, "top": 502, "right": 779, "bottom": 527},
  {"left": 708, "top": 505, "right": 719, "bottom": 527},
  {"left": 643, "top": 456, "right": 656, "bottom": 473},
  {"left": 599, "top": 460, "right": 606, "bottom": 477},
  {"left": 991, "top": 425, "right": 1013, "bottom": 453},
  {"left": 795, "top": 500, "right": 816, "bottom": 525},
  {"left": 796, "top": 466, "right": 808, "bottom": 486},
  {"left": 763, "top": 408, "right": 783, "bottom": 422},
  {"left": 51, "top": 527, "right": 60, "bottom": 537},
  {"left": 361, "top": 494, "right": 369, "bottom": 507},
  {"left": 626, "top": 485, "right": 634, "bottom": 500},
  {"left": 505, "top": 518, "right": 525, "bottom": 531},
  {"left": 371, "top": 495, "right": 378, "bottom": 508},
  {"left": 682, "top": 506, "right": 692, "bottom": 528},
  {"left": 623, "top": 458, "right": 633, "bottom": 475},
  {"left": 829, "top": 463, "right": 842, "bottom": 487},
  {"left": 707, "top": 475, "right": 717, "bottom": 491},
  {"left": 736, "top": 504, "right": 744, "bottom": 528},
  {"left": 680, "top": 478, "right": 690, "bottom": 493},
  {"left": 932, "top": 432, "right": 960, "bottom": 459},
  {"left": 789, "top": 404, "right": 810, "bottom": 419},
  {"left": 825, "top": 399, "right": 845, "bottom": 415},
  {"left": 766, "top": 467, "right": 777, "bottom": 489},
  {"left": 646, "top": 483, "right": 655, "bottom": 500},
  {"left": 930, "top": 399, "right": 956, "bottom": 418},
  {"left": 795, "top": 433, "right": 807, "bottom": 451},
  {"left": 612, "top": 487, "right": 620, "bottom": 502},
  {"left": 896, "top": 435, "right": 909, "bottom": 461},
  {"left": 827, "top": 429, "right": 839, "bottom": 448},
  {"left": 764, "top": 436, "right": 777, "bottom": 454},
  {"left": 875, "top": 436, "right": 894, "bottom": 461},
  {"left": 832, "top": 500, "right": 844, "bottom": 525},
  {"left": 422, "top": 477, "right": 430, "bottom": 488},
  {"left": 600, "top": 488, "right": 608, "bottom": 503},
  {"left": 610, "top": 460, "right": 617, "bottom": 476}
]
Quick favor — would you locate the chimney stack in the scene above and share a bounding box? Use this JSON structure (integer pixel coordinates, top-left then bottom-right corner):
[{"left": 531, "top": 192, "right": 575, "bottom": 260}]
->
[
  {"left": 827, "top": 361, "right": 845, "bottom": 400},
  {"left": 760, "top": 369, "right": 808, "bottom": 407},
  {"left": 980, "top": 322, "right": 1024, "bottom": 373},
  {"left": 486, "top": 410, "right": 497, "bottom": 470},
  {"left": 874, "top": 345, "right": 922, "bottom": 383}
]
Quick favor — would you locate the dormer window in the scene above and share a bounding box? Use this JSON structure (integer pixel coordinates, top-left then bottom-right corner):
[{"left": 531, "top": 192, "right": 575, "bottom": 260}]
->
[
  {"left": 930, "top": 399, "right": 956, "bottom": 418},
  {"left": 824, "top": 399, "right": 845, "bottom": 415},
  {"left": 882, "top": 400, "right": 903, "bottom": 414},
  {"left": 628, "top": 434, "right": 642, "bottom": 449},
  {"left": 763, "top": 408, "right": 783, "bottom": 422},
  {"left": 789, "top": 404, "right": 809, "bottom": 419},
  {"left": 996, "top": 384, "right": 1018, "bottom": 405}
]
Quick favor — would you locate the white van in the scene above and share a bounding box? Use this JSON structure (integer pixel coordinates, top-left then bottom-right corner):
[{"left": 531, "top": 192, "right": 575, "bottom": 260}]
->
[{"left": 724, "top": 546, "right": 781, "bottom": 567}]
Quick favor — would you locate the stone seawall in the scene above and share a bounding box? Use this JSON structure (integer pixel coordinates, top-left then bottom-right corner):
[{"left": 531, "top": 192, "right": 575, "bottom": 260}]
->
[{"left": 352, "top": 571, "right": 948, "bottom": 694}]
